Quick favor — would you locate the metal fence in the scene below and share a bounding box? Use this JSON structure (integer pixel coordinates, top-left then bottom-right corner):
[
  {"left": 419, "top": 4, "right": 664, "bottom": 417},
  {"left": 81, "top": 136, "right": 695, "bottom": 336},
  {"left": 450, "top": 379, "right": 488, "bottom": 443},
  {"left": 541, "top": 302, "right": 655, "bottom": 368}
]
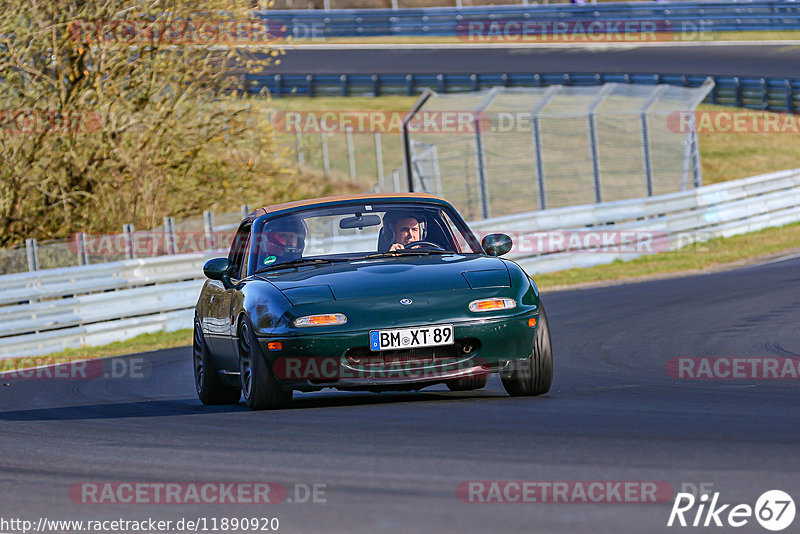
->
[
  {"left": 257, "top": 1, "right": 800, "bottom": 36},
  {"left": 254, "top": 72, "right": 800, "bottom": 115},
  {"left": 0, "top": 209, "right": 246, "bottom": 276},
  {"left": 391, "top": 82, "right": 713, "bottom": 219},
  {"left": 271, "top": 112, "right": 406, "bottom": 189}
]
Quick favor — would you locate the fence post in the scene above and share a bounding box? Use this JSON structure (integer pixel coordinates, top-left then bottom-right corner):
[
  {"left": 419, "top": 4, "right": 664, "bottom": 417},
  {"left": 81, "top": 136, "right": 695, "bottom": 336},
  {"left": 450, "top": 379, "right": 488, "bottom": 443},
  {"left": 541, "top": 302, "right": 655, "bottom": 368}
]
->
[
  {"left": 392, "top": 169, "right": 401, "bottom": 193},
  {"left": 473, "top": 121, "right": 490, "bottom": 219},
  {"left": 734, "top": 77, "right": 742, "bottom": 107},
  {"left": 306, "top": 74, "right": 315, "bottom": 97},
  {"left": 587, "top": 83, "right": 616, "bottom": 203},
  {"left": 123, "top": 223, "right": 136, "bottom": 260},
  {"left": 203, "top": 211, "right": 216, "bottom": 251},
  {"left": 374, "top": 132, "right": 384, "bottom": 189},
  {"left": 321, "top": 132, "right": 330, "bottom": 176},
  {"left": 25, "top": 238, "right": 39, "bottom": 272},
  {"left": 691, "top": 130, "right": 703, "bottom": 188},
  {"left": 402, "top": 88, "right": 434, "bottom": 192},
  {"left": 346, "top": 127, "right": 356, "bottom": 182},
  {"left": 296, "top": 132, "right": 304, "bottom": 166},
  {"left": 472, "top": 87, "right": 501, "bottom": 219},
  {"left": 640, "top": 85, "right": 669, "bottom": 197},
  {"left": 241, "top": 205, "right": 251, "bottom": 219},
  {"left": 686, "top": 77, "right": 714, "bottom": 189},
  {"left": 269, "top": 109, "right": 280, "bottom": 161},
  {"left": 530, "top": 85, "right": 561, "bottom": 210},
  {"left": 77, "top": 232, "right": 89, "bottom": 265},
  {"left": 164, "top": 217, "right": 177, "bottom": 255},
  {"left": 371, "top": 74, "right": 380, "bottom": 97}
]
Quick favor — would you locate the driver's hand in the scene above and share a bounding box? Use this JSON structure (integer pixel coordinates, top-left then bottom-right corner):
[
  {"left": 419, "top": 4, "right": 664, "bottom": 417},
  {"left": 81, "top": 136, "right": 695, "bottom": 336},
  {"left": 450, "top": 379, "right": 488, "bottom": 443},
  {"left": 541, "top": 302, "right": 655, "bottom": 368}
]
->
[{"left": 389, "top": 243, "right": 404, "bottom": 252}]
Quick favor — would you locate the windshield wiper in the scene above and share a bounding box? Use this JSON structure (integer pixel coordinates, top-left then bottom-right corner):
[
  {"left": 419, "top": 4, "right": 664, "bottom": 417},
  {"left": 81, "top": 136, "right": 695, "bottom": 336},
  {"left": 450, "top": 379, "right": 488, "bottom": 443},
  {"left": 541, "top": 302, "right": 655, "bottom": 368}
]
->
[
  {"left": 253, "top": 257, "right": 348, "bottom": 274},
  {"left": 362, "top": 250, "right": 452, "bottom": 260}
]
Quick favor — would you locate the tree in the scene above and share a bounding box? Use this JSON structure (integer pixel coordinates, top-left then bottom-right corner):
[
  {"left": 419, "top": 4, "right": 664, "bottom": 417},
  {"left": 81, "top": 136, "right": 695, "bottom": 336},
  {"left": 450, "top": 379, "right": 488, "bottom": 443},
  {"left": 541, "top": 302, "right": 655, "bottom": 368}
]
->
[{"left": 0, "top": 0, "right": 293, "bottom": 247}]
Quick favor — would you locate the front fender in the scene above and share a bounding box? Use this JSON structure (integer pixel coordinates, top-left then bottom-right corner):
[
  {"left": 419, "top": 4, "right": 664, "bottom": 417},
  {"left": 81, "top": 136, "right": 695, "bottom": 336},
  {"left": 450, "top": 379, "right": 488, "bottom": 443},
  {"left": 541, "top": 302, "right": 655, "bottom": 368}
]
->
[{"left": 233, "top": 279, "right": 293, "bottom": 337}]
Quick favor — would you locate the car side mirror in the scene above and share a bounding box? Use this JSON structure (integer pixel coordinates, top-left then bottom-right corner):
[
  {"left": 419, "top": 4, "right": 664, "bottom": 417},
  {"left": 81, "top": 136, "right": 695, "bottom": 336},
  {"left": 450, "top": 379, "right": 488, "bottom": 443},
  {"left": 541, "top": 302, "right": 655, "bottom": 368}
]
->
[
  {"left": 203, "top": 258, "right": 235, "bottom": 288},
  {"left": 481, "top": 233, "right": 513, "bottom": 256}
]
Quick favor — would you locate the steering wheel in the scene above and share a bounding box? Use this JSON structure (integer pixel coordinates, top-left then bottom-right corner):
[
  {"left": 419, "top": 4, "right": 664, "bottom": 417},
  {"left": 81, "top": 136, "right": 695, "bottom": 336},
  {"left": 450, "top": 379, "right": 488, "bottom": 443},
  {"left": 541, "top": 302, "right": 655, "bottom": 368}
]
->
[{"left": 402, "top": 240, "right": 446, "bottom": 251}]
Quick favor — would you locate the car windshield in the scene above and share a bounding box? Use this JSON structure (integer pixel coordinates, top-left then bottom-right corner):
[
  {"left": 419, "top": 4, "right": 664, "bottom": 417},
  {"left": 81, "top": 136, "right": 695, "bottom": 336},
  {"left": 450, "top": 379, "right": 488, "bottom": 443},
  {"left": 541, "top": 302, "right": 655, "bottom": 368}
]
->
[{"left": 251, "top": 202, "right": 482, "bottom": 270}]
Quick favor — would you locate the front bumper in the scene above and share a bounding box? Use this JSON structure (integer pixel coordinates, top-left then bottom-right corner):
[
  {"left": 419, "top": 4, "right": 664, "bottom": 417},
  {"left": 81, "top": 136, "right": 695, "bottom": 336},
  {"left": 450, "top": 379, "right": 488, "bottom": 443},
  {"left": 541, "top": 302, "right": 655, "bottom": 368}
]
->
[{"left": 259, "top": 313, "right": 537, "bottom": 391}]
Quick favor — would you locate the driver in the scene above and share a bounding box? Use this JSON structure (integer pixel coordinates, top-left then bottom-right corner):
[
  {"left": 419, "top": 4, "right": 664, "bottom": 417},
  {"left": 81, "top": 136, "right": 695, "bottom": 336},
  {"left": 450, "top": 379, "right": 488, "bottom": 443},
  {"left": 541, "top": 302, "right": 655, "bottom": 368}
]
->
[
  {"left": 382, "top": 211, "right": 426, "bottom": 252},
  {"left": 260, "top": 216, "right": 306, "bottom": 265}
]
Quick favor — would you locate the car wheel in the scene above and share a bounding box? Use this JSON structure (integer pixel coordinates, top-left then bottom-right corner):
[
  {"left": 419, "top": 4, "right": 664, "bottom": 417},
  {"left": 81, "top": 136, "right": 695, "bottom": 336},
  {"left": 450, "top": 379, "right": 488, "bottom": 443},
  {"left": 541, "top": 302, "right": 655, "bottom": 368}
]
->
[
  {"left": 194, "top": 319, "right": 241, "bottom": 405},
  {"left": 446, "top": 373, "right": 488, "bottom": 391},
  {"left": 239, "top": 318, "right": 293, "bottom": 410},
  {"left": 501, "top": 303, "right": 553, "bottom": 397}
]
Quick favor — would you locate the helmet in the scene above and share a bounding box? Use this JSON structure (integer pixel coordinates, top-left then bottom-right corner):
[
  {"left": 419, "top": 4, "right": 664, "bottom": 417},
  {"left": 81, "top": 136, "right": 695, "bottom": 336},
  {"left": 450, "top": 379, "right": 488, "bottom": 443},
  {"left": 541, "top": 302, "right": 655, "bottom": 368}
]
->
[{"left": 262, "top": 216, "right": 307, "bottom": 261}]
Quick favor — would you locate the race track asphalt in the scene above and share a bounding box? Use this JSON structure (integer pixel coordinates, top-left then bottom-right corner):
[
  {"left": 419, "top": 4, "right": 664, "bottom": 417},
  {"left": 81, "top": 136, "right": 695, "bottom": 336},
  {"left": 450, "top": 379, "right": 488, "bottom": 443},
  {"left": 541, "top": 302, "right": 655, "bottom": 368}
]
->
[
  {"left": 263, "top": 43, "right": 800, "bottom": 78},
  {"left": 2, "top": 255, "right": 799, "bottom": 533}
]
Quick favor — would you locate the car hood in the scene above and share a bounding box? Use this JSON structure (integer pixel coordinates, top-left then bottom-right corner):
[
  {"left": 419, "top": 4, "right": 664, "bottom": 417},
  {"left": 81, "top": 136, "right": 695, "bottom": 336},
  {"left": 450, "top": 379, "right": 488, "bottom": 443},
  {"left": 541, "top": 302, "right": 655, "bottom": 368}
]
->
[{"left": 257, "top": 255, "right": 511, "bottom": 302}]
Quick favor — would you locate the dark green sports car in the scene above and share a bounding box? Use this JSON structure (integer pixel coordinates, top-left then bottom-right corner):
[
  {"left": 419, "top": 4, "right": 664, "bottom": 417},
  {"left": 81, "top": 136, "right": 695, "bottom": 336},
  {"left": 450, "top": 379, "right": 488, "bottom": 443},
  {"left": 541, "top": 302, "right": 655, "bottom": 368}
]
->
[{"left": 193, "top": 193, "right": 553, "bottom": 410}]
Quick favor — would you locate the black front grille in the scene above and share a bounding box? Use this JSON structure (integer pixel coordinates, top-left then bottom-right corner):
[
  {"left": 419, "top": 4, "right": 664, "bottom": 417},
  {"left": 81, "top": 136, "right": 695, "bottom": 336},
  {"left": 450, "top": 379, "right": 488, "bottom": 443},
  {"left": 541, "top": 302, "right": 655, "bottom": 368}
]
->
[{"left": 345, "top": 339, "right": 480, "bottom": 369}]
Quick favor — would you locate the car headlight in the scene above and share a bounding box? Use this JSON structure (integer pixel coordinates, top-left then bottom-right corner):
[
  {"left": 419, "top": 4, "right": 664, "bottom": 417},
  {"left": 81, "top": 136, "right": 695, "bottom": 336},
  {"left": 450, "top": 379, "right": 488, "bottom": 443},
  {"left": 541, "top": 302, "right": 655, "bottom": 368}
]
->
[
  {"left": 468, "top": 298, "right": 516, "bottom": 312},
  {"left": 294, "top": 313, "right": 348, "bottom": 327}
]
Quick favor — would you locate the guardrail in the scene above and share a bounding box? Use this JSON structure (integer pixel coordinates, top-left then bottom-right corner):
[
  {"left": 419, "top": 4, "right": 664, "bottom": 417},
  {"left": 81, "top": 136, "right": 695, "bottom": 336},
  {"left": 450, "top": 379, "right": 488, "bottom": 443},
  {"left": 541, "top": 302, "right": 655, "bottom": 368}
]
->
[
  {"left": 477, "top": 168, "right": 800, "bottom": 273},
  {"left": 1, "top": 167, "right": 799, "bottom": 359},
  {"left": 255, "top": 72, "right": 800, "bottom": 113},
  {"left": 259, "top": 1, "right": 800, "bottom": 37},
  {"left": 0, "top": 255, "right": 213, "bottom": 358}
]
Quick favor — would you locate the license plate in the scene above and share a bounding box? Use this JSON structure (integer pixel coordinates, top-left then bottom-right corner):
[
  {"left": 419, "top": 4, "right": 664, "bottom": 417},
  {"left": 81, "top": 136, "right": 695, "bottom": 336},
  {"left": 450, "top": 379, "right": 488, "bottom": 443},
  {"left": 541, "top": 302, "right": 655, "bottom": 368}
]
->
[{"left": 369, "top": 324, "right": 454, "bottom": 351}]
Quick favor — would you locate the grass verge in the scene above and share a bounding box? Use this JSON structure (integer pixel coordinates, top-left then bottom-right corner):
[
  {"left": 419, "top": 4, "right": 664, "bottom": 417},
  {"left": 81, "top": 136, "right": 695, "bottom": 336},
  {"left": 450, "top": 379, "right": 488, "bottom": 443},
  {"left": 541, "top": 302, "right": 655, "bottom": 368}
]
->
[
  {"left": 535, "top": 220, "right": 800, "bottom": 291},
  {"left": 696, "top": 104, "right": 800, "bottom": 184},
  {"left": 0, "top": 329, "right": 192, "bottom": 373}
]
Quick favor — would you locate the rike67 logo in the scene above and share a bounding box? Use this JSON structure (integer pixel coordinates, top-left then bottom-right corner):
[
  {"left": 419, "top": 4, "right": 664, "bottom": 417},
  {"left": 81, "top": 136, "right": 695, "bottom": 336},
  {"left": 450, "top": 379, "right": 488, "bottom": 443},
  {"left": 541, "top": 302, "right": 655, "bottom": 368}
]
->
[{"left": 668, "top": 490, "right": 795, "bottom": 531}]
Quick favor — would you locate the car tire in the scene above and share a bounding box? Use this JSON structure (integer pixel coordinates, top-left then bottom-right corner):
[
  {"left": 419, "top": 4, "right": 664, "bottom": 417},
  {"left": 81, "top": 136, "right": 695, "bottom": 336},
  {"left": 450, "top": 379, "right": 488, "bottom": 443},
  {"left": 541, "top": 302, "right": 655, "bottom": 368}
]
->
[
  {"left": 239, "top": 317, "right": 293, "bottom": 410},
  {"left": 446, "top": 373, "right": 488, "bottom": 391},
  {"left": 194, "top": 319, "right": 241, "bottom": 405},
  {"left": 501, "top": 303, "right": 553, "bottom": 397}
]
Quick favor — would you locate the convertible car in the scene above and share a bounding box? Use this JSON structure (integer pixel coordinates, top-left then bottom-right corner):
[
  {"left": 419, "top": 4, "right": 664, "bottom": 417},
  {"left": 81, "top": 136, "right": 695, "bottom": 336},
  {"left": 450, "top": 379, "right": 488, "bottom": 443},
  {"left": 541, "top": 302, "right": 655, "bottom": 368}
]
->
[{"left": 193, "top": 193, "right": 552, "bottom": 410}]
